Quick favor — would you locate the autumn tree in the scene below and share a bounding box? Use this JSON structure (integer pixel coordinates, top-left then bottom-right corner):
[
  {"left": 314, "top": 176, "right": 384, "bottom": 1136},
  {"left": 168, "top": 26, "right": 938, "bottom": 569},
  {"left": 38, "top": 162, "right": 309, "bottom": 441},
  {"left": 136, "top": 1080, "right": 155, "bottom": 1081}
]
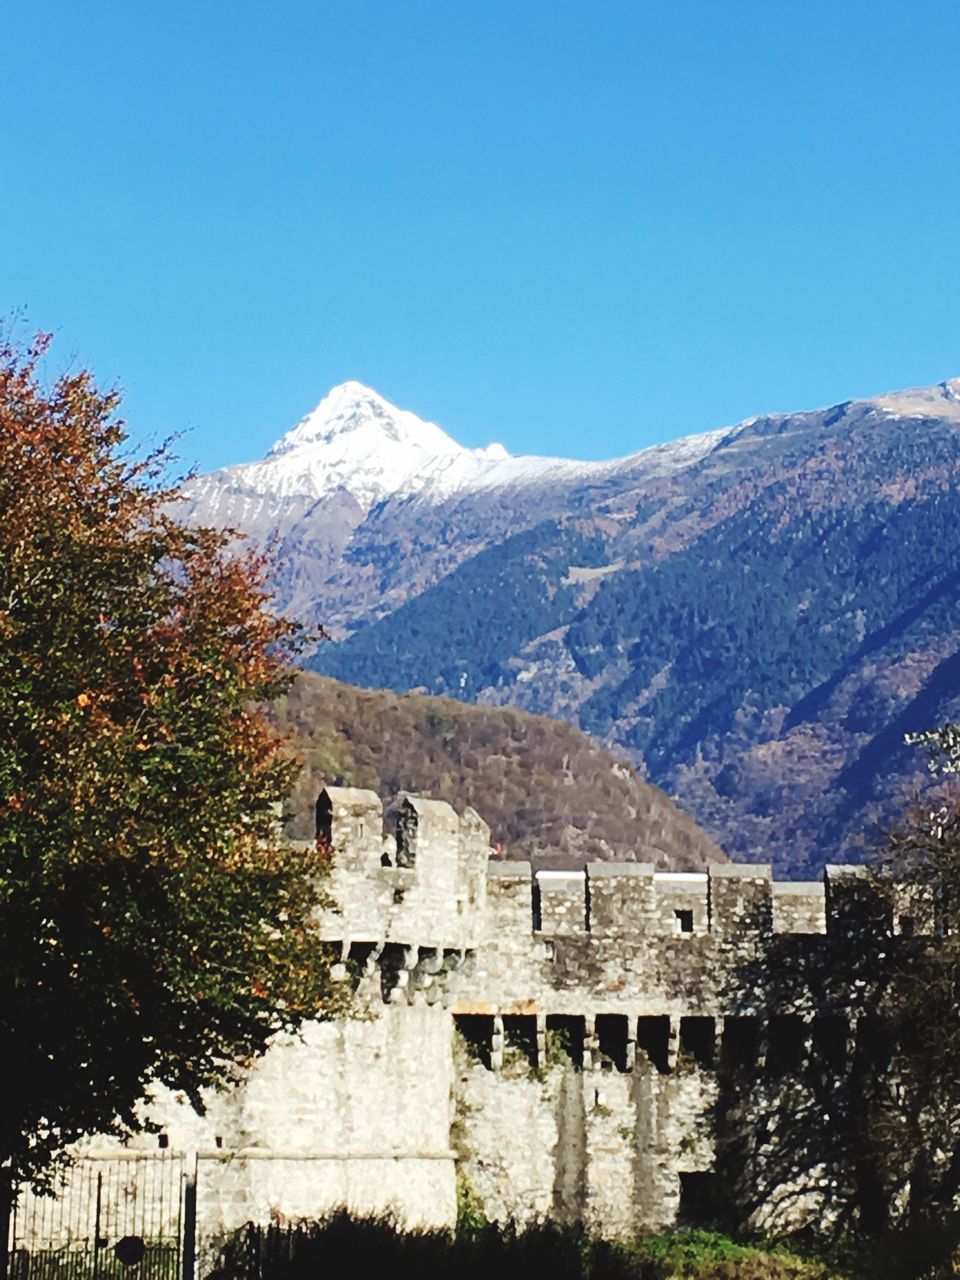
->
[{"left": 0, "top": 335, "right": 339, "bottom": 1198}]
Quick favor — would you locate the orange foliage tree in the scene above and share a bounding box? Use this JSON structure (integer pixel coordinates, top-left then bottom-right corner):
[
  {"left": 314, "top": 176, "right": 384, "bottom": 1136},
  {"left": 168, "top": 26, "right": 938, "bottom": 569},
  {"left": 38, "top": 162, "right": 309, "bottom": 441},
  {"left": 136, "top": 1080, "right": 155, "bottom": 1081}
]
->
[{"left": 0, "top": 336, "right": 339, "bottom": 1190}]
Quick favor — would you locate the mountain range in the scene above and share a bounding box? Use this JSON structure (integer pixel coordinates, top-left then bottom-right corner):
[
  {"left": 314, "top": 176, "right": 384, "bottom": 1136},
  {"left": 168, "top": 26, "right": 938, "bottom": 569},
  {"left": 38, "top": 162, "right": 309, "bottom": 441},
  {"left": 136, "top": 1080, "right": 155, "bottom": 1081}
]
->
[{"left": 178, "top": 376, "right": 960, "bottom": 877}]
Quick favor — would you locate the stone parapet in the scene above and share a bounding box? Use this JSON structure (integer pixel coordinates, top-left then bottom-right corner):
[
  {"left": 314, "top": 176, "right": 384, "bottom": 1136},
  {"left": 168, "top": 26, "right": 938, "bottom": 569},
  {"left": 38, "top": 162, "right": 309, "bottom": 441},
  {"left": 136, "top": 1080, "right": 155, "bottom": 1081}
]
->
[{"left": 34, "top": 789, "right": 925, "bottom": 1249}]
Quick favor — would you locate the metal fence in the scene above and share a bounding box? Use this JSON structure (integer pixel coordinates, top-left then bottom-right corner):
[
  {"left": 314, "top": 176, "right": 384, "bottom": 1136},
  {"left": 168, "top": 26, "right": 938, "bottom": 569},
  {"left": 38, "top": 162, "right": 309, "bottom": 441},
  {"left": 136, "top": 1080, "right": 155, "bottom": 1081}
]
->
[{"left": 7, "top": 1156, "right": 191, "bottom": 1280}]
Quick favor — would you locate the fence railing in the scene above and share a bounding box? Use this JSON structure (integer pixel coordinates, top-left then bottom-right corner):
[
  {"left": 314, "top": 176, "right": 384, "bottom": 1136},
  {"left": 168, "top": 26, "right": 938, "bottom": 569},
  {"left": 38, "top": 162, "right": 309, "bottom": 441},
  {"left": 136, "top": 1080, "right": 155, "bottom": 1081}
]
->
[{"left": 6, "top": 1157, "right": 189, "bottom": 1280}]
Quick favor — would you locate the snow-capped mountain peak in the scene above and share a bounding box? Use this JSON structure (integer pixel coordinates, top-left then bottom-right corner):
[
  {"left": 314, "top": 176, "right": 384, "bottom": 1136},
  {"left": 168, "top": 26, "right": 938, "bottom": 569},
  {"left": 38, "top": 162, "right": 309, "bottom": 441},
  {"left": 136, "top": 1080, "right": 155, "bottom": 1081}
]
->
[
  {"left": 186, "top": 381, "right": 518, "bottom": 516},
  {"left": 182, "top": 379, "right": 756, "bottom": 530},
  {"left": 267, "top": 380, "right": 463, "bottom": 461}
]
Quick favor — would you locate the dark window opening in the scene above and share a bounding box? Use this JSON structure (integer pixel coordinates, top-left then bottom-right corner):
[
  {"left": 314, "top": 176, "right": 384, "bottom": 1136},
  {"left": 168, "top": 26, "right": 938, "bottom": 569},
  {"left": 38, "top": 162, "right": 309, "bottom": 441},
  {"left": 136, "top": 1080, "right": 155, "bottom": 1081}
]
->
[
  {"left": 545, "top": 1014, "right": 584, "bottom": 1068},
  {"left": 214, "top": 1135, "right": 223, "bottom": 1150},
  {"left": 857, "top": 1017, "right": 895, "bottom": 1071},
  {"left": 596, "top": 1013, "right": 629, "bottom": 1073},
  {"left": 898, "top": 914, "right": 915, "bottom": 938},
  {"left": 811, "top": 1016, "right": 847, "bottom": 1072},
  {"left": 503, "top": 1015, "right": 538, "bottom": 1069},
  {"left": 677, "top": 1172, "right": 725, "bottom": 1228},
  {"left": 454, "top": 1014, "right": 494, "bottom": 1070},
  {"left": 347, "top": 942, "right": 377, "bottom": 989},
  {"left": 157, "top": 1134, "right": 169, "bottom": 1150},
  {"left": 675, "top": 909, "right": 694, "bottom": 934},
  {"left": 379, "top": 942, "right": 407, "bottom": 1003},
  {"left": 315, "top": 793, "right": 333, "bottom": 845},
  {"left": 679, "top": 1017, "right": 715, "bottom": 1069},
  {"left": 722, "top": 1016, "right": 760, "bottom": 1070},
  {"left": 380, "top": 851, "right": 392, "bottom": 867},
  {"left": 395, "top": 808, "right": 417, "bottom": 868},
  {"left": 767, "top": 1015, "right": 806, "bottom": 1072},
  {"left": 532, "top": 881, "right": 543, "bottom": 932},
  {"left": 636, "top": 1016, "right": 670, "bottom": 1073}
]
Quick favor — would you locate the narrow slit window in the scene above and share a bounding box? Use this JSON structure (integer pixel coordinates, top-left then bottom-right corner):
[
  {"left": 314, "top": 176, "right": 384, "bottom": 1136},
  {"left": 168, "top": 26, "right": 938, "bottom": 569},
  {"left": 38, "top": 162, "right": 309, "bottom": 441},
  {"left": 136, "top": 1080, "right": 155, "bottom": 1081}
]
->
[
  {"left": 679, "top": 1017, "right": 715, "bottom": 1069},
  {"left": 636, "top": 1016, "right": 670, "bottom": 1073},
  {"left": 545, "top": 1014, "right": 585, "bottom": 1068},
  {"left": 502, "top": 1015, "right": 538, "bottom": 1070},
  {"left": 722, "top": 1016, "right": 759, "bottom": 1070},
  {"left": 596, "top": 1013, "right": 629, "bottom": 1073}
]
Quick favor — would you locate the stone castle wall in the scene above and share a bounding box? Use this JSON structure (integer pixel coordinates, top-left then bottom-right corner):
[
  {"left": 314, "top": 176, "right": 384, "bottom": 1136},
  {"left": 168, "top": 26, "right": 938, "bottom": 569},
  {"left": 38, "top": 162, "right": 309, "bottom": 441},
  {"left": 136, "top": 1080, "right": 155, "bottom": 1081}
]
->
[{"left": 23, "top": 786, "right": 922, "bottom": 1250}]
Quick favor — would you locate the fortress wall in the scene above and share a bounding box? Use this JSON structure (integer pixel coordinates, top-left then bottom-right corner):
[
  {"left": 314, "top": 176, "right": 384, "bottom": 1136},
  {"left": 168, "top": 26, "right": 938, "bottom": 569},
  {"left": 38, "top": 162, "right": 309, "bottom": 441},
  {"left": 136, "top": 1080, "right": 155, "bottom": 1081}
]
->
[
  {"left": 452, "top": 1050, "right": 718, "bottom": 1239},
  {"left": 31, "top": 789, "right": 933, "bottom": 1249},
  {"left": 537, "top": 871, "right": 588, "bottom": 936},
  {"left": 586, "top": 863, "right": 658, "bottom": 935},
  {"left": 707, "top": 864, "right": 772, "bottom": 940},
  {"left": 194, "top": 1154, "right": 453, "bottom": 1242},
  {"left": 825, "top": 864, "right": 891, "bottom": 935},
  {"left": 317, "top": 789, "right": 488, "bottom": 952},
  {"left": 464, "top": 863, "right": 546, "bottom": 1014},
  {"left": 317, "top": 796, "right": 894, "bottom": 999},
  {"left": 648, "top": 873, "right": 710, "bottom": 935},
  {"left": 772, "top": 882, "right": 826, "bottom": 933},
  {"left": 452, "top": 1006, "right": 875, "bottom": 1236},
  {"left": 452, "top": 1059, "right": 564, "bottom": 1227},
  {"left": 72, "top": 1005, "right": 457, "bottom": 1240}
]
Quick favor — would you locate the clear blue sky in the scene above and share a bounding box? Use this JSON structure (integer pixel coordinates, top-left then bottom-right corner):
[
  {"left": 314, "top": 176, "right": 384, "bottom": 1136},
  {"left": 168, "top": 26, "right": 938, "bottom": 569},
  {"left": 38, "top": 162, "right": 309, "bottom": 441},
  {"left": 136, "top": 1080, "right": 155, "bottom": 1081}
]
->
[{"left": 3, "top": 1, "right": 959, "bottom": 472}]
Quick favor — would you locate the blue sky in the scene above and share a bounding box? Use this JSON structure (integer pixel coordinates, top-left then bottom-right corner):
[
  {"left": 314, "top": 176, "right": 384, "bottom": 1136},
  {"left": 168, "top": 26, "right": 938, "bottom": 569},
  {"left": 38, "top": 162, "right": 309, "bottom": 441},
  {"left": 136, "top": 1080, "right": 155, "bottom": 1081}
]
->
[{"left": 3, "top": 1, "right": 959, "bottom": 472}]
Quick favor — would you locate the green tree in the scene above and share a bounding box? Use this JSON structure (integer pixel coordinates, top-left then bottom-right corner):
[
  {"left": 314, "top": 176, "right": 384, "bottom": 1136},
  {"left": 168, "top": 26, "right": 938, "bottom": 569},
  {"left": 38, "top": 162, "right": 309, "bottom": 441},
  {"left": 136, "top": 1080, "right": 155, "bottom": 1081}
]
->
[
  {"left": 838, "top": 725, "right": 960, "bottom": 1264},
  {"left": 867, "top": 759, "right": 960, "bottom": 1235},
  {"left": 0, "top": 335, "right": 340, "bottom": 1198}
]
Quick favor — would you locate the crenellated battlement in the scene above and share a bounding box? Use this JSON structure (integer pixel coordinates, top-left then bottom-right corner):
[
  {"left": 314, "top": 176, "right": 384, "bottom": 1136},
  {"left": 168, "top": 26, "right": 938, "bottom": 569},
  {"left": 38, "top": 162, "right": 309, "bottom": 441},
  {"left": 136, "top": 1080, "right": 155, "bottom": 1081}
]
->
[
  {"left": 41, "top": 787, "right": 926, "bottom": 1250},
  {"left": 314, "top": 787, "right": 919, "bottom": 960}
]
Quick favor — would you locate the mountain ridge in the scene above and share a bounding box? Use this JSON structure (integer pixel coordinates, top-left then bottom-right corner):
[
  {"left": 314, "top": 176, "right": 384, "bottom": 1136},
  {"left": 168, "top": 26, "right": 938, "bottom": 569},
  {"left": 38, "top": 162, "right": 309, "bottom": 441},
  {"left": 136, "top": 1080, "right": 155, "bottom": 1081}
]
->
[
  {"left": 180, "top": 374, "right": 960, "bottom": 877},
  {"left": 185, "top": 373, "right": 960, "bottom": 517},
  {"left": 274, "top": 672, "right": 725, "bottom": 871}
]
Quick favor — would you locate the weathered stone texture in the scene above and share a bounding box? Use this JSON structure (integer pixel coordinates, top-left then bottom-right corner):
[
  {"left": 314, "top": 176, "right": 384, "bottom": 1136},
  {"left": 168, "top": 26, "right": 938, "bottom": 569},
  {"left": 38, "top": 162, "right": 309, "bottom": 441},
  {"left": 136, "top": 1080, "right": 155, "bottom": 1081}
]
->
[{"left": 46, "top": 787, "right": 913, "bottom": 1246}]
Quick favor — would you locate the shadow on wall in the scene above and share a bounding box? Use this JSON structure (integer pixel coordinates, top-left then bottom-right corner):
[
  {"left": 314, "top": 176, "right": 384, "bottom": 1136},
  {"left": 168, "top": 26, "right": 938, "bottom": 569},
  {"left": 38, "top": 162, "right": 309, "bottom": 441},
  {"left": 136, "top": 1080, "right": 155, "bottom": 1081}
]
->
[{"left": 711, "top": 873, "right": 960, "bottom": 1278}]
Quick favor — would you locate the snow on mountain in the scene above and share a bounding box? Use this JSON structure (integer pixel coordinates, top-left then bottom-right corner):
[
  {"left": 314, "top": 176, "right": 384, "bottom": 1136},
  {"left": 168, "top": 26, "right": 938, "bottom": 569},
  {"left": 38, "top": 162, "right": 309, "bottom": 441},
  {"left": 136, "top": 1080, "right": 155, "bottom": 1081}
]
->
[
  {"left": 176, "top": 369, "right": 960, "bottom": 880},
  {"left": 182, "top": 380, "right": 748, "bottom": 522},
  {"left": 188, "top": 381, "right": 524, "bottom": 513},
  {"left": 184, "top": 373, "right": 960, "bottom": 532}
]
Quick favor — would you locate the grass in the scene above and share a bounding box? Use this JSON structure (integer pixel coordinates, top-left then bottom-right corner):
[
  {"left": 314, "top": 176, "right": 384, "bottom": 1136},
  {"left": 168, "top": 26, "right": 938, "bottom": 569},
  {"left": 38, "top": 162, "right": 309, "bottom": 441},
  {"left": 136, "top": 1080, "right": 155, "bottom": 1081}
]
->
[{"left": 624, "top": 1229, "right": 835, "bottom": 1278}]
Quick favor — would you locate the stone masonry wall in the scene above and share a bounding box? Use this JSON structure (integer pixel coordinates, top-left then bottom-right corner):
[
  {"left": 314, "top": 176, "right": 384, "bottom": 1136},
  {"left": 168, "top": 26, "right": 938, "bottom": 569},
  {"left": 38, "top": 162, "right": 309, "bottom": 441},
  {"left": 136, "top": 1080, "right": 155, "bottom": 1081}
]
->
[{"left": 23, "top": 788, "right": 924, "bottom": 1253}]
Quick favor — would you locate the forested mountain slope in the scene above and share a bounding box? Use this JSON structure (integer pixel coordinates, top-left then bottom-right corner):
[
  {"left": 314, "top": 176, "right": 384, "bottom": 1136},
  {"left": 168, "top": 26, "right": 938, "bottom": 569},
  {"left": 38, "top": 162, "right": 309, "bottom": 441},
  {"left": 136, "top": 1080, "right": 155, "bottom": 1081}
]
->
[
  {"left": 272, "top": 673, "right": 724, "bottom": 871},
  {"left": 183, "top": 377, "right": 960, "bottom": 875}
]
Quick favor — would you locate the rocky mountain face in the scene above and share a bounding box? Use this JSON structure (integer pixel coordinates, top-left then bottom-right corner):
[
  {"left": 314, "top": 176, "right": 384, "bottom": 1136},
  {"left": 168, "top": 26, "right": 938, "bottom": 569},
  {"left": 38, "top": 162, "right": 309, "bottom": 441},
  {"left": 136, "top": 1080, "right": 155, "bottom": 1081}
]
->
[
  {"left": 180, "top": 377, "right": 960, "bottom": 876},
  {"left": 178, "top": 381, "right": 730, "bottom": 637}
]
